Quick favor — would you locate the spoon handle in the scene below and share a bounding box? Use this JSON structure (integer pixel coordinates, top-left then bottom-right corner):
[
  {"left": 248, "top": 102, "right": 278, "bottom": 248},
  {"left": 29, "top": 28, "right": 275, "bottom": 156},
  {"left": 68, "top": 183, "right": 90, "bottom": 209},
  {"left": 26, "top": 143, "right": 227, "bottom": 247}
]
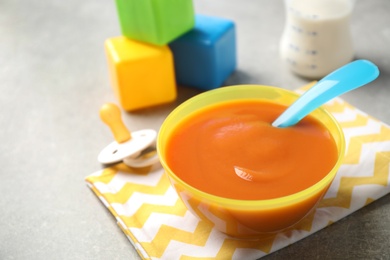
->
[{"left": 272, "top": 59, "right": 380, "bottom": 128}]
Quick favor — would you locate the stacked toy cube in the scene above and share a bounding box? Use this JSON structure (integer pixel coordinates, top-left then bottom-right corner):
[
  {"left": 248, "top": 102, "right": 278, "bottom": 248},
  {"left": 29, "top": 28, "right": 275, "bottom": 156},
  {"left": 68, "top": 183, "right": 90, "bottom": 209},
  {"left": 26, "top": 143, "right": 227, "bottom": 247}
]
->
[{"left": 105, "top": 0, "right": 237, "bottom": 111}]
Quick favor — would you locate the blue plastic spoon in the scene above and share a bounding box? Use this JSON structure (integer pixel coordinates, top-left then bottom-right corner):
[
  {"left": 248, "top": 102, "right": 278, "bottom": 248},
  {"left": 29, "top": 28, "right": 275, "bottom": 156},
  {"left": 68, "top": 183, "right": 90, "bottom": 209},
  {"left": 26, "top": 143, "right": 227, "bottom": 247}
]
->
[{"left": 272, "top": 59, "right": 380, "bottom": 128}]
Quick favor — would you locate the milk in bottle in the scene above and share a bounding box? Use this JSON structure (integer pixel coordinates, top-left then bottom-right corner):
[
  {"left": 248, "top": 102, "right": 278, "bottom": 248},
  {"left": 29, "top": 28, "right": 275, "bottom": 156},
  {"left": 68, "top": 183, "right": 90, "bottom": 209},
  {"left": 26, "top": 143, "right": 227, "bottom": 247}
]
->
[{"left": 280, "top": 0, "right": 354, "bottom": 78}]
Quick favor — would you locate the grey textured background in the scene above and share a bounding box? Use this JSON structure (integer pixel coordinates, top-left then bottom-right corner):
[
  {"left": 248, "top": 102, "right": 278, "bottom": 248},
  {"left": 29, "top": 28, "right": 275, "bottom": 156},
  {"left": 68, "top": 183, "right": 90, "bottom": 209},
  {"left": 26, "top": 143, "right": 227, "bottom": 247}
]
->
[{"left": 1, "top": 0, "right": 389, "bottom": 259}]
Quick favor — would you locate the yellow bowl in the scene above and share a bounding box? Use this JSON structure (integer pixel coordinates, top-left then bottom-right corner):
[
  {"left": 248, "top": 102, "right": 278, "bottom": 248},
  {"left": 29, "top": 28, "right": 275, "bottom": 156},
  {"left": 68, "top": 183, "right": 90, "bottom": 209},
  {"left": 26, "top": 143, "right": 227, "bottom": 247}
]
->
[{"left": 157, "top": 85, "right": 345, "bottom": 237}]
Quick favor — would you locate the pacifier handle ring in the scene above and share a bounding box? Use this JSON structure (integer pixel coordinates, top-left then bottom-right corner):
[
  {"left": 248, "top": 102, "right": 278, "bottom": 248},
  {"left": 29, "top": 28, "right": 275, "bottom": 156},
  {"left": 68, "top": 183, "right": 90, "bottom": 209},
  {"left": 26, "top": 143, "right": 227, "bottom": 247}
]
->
[{"left": 123, "top": 146, "right": 160, "bottom": 168}]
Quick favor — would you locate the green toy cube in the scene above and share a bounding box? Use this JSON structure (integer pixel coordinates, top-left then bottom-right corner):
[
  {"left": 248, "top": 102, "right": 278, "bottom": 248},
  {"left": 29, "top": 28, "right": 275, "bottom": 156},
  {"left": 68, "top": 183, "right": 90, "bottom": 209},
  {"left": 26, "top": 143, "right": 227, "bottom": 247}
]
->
[{"left": 115, "top": 0, "right": 195, "bottom": 46}]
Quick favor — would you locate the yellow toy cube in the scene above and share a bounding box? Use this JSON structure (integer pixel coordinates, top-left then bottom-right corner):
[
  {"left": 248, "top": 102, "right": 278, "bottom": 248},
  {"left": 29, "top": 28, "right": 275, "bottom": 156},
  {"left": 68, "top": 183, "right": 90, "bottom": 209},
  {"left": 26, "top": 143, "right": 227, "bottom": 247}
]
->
[{"left": 105, "top": 36, "right": 177, "bottom": 111}]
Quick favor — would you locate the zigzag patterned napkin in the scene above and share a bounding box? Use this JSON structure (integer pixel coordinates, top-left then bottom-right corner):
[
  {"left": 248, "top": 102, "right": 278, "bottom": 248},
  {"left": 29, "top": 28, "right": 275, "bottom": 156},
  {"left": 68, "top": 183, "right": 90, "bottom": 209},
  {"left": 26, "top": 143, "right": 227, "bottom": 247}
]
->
[{"left": 86, "top": 87, "right": 390, "bottom": 259}]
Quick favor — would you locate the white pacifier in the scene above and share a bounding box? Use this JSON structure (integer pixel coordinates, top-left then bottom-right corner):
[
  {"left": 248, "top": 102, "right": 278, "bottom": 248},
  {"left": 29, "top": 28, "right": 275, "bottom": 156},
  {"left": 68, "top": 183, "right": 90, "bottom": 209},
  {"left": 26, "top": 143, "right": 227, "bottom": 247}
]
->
[{"left": 97, "top": 103, "right": 159, "bottom": 168}]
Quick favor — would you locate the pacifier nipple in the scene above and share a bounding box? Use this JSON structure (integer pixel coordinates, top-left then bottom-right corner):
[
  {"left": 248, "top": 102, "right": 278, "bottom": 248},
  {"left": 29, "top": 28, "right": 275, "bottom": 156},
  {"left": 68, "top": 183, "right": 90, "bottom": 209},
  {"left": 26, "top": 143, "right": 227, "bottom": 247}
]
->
[
  {"left": 100, "top": 103, "right": 132, "bottom": 144},
  {"left": 97, "top": 103, "right": 159, "bottom": 168}
]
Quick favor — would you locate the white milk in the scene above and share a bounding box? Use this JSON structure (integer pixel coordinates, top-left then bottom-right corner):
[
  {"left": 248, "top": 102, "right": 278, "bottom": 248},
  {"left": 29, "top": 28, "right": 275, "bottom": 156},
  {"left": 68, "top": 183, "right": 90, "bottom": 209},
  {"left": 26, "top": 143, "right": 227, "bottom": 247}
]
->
[{"left": 280, "top": 0, "right": 354, "bottom": 79}]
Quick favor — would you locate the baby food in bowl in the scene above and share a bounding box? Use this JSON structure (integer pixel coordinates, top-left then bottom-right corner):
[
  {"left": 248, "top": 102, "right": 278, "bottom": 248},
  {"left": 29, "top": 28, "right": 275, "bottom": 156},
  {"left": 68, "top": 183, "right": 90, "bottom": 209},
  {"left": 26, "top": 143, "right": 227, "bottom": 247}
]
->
[{"left": 157, "top": 85, "right": 345, "bottom": 237}]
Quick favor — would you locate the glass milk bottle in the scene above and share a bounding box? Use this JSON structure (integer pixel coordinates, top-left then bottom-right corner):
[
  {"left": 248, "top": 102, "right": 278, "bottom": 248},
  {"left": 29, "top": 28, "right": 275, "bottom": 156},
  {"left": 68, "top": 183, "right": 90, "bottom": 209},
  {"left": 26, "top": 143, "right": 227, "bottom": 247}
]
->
[{"left": 280, "top": 0, "right": 354, "bottom": 79}]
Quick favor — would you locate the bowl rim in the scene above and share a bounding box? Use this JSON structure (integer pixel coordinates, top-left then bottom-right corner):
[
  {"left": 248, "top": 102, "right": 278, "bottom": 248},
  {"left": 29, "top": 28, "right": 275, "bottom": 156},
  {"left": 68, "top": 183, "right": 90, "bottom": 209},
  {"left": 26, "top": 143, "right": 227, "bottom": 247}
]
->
[{"left": 157, "top": 84, "right": 346, "bottom": 210}]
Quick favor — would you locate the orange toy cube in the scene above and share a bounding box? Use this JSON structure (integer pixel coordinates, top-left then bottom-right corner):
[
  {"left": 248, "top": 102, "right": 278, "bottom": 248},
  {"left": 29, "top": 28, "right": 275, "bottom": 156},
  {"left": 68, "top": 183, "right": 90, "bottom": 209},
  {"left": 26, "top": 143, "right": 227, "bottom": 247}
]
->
[{"left": 105, "top": 36, "right": 177, "bottom": 111}]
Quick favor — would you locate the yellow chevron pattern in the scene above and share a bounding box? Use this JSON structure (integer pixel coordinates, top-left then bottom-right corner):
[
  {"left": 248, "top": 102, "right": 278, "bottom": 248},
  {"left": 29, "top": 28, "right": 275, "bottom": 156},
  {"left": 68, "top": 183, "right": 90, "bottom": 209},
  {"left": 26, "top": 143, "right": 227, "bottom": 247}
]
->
[{"left": 86, "top": 83, "right": 390, "bottom": 259}]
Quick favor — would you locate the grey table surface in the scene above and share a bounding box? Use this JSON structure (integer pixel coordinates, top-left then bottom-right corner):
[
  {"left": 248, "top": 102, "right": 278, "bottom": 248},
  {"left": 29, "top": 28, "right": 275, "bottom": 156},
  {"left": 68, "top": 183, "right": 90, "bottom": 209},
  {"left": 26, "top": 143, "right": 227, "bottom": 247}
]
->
[{"left": 1, "top": 0, "right": 390, "bottom": 259}]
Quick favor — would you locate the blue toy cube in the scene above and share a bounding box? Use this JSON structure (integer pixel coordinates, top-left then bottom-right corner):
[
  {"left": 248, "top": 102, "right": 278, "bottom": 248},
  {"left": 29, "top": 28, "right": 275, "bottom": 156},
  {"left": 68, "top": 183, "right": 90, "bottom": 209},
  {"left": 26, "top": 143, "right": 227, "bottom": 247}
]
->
[{"left": 169, "top": 14, "right": 237, "bottom": 90}]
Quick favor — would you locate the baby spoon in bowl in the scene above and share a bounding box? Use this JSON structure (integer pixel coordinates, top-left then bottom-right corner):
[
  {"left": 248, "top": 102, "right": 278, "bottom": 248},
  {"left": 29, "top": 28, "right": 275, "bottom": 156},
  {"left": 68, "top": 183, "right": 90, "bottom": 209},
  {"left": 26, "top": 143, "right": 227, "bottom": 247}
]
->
[{"left": 272, "top": 59, "right": 380, "bottom": 128}]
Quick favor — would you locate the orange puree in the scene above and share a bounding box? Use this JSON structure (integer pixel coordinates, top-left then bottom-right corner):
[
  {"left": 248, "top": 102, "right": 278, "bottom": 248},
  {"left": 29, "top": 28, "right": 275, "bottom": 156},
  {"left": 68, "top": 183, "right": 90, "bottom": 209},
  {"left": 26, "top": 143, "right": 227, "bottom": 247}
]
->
[{"left": 166, "top": 100, "right": 338, "bottom": 200}]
